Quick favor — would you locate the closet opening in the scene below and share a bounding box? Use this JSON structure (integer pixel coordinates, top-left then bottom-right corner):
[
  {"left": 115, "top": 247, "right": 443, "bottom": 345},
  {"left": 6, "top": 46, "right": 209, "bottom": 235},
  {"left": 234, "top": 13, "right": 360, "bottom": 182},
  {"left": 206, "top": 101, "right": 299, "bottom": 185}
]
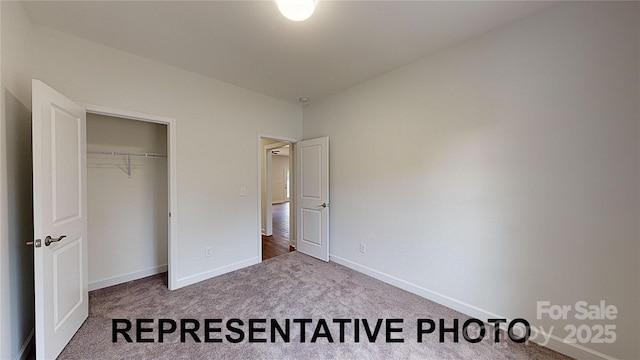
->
[{"left": 86, "top": 112, "right": 170, "bottom": 290}]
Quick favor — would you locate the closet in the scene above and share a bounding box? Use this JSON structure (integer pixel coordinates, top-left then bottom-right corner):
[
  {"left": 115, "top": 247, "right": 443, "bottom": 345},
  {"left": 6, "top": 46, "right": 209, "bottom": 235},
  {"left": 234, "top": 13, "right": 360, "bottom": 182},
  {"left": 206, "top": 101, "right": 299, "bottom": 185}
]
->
[{"left": 86, "top": 113, "right": 168, "bottom": 290}]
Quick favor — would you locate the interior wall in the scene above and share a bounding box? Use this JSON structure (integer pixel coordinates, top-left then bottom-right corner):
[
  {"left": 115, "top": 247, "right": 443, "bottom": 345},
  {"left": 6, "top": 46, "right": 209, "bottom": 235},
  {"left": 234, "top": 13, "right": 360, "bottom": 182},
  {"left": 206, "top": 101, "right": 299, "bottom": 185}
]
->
[
  {"left": 0, "top": 2, "right": 34, "bottom": 359},
  {"left": 303, "top": 2, "right": 639, "bottom": 359},
  {"left": 271, "top": 154, "right": 289, "bottom": 204},
  {"left": 86, "top": 113, "right": 168, "bottom": 290},
  {"left": 29, "top": 21, "right": 303, "bottom": 289}
]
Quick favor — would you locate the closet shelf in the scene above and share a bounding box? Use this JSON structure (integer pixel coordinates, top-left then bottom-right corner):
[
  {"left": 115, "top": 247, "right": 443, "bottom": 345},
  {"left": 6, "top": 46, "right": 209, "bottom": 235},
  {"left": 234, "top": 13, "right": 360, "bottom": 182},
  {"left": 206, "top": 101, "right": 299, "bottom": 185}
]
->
[
  {"left": 87, "top": 150, "right": 166, "bottom": 158},
  {"left": 87, "top": 150, "right": 166, "bottom": 178}
]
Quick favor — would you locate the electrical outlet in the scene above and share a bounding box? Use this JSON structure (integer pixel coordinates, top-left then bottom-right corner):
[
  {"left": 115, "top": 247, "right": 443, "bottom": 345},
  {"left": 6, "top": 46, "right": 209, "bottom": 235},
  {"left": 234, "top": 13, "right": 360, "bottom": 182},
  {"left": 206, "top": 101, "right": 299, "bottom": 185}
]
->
[
  {"left": 239, "top": 187, "right": 246, "bottom": 197},
  {"left": 359, "top": 242, "right": 366, "bottom": 254},
  {"left": 205, "top": 246, "right": 213, "bottom": 257}
]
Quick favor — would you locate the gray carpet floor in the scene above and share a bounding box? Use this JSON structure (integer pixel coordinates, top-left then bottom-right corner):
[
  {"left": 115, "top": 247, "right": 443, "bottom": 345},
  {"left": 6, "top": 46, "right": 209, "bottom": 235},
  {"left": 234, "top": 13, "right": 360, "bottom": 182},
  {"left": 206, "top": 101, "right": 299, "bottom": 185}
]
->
[{"left": 58, "top": 252, "right": 571, "bottom": 359}]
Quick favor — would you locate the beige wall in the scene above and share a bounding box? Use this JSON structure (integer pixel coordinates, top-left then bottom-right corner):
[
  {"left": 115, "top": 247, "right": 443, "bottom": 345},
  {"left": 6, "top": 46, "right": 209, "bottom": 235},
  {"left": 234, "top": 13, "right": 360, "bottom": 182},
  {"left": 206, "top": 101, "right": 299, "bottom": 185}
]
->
[{"left": 303, "top": 2, "right": 639, "bottom": 359}]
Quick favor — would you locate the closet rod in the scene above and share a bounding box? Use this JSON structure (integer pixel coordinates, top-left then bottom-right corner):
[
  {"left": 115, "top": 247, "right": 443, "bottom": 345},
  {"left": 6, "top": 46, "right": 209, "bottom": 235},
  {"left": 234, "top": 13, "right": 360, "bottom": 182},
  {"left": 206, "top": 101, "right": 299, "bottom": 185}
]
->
[{"left": 87, "top": 150, "right": 166, "bottom": 158}]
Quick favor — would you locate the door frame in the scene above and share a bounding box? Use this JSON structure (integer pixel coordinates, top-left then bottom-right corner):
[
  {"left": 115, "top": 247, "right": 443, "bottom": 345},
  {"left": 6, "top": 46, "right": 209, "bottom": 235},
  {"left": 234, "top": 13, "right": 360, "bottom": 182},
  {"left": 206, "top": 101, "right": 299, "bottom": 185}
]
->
[
  {"left": 257, "top": 134, "right": 297, "bottom": 260},
  {"left": 81, "top": 103, "right": 178, "bottom": 290}
]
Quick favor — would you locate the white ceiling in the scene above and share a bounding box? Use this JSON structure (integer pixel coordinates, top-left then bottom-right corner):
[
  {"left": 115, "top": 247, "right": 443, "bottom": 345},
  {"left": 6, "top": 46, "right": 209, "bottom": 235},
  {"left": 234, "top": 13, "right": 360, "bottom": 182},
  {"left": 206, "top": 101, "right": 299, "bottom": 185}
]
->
[{"left": 21, "top": 1, "right": 555, "bottom": 104}]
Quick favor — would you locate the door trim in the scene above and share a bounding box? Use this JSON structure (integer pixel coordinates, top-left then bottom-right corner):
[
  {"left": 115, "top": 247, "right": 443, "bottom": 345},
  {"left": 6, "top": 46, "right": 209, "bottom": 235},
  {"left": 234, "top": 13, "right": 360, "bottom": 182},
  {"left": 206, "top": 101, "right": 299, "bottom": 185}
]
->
[
  {"left": 257, "top": 134, "right": 298, "bottom": 260},
  {"left": 80, "top": 103, "right": 178, "bottom": 290}
]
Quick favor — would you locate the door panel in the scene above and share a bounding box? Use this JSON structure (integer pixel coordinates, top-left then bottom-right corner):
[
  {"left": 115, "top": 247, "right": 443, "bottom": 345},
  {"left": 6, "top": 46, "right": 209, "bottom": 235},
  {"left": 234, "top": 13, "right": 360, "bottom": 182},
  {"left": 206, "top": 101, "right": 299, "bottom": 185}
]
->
[
  {"left": 301, "top": 145, "right": 322, "bottom": 198},
  {"left": 302, "top": 208, "right": 322, "bottom": 246},
  {"left": 52, "top": 239, "right": 82, "bottom": 329},
  {"left": 32, "top": 79, "right": 88, "bottom": 359},
  {"left": 296, "top": 137, "right": 329, "bottom": 261},
  {"left": 51, "top": 105, "right": 81, "bottom": 223}
]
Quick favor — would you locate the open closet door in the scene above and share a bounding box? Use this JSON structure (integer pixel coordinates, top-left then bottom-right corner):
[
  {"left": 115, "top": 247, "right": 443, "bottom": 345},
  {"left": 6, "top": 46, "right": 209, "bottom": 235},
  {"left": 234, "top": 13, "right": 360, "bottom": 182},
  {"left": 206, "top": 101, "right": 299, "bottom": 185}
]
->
[
  {"left": 295, "top": 137, "right": 329, "bottom": 261},
  {"left": 32, "top": 80, "right": 88, "bottom": 359}
]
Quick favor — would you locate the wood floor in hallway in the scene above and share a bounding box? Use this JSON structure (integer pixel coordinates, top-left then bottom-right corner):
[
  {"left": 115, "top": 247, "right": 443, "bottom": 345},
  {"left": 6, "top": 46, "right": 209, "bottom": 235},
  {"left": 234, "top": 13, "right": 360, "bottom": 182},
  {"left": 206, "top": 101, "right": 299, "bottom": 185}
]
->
[{"left": 262, "top": 202, "right": 291, "bottom": 260}]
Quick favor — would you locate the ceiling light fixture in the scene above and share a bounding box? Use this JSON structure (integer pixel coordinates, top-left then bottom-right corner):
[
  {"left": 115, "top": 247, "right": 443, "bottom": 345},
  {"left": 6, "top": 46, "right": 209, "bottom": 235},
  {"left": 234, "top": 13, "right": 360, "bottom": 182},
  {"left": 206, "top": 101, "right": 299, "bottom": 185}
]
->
[{"left": 276, "top": 0, "right": 316, "bottom": 22}]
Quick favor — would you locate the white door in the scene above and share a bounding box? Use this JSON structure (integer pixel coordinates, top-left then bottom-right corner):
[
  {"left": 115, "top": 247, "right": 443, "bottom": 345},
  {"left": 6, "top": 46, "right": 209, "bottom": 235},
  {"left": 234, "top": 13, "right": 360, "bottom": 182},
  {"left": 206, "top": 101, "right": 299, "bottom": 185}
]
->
[
  {"left": 32, "top": 80, "right": 88, "bottom": 359},
  {"left": 296, "top": 137, "right": 329, "bottom": 261}
]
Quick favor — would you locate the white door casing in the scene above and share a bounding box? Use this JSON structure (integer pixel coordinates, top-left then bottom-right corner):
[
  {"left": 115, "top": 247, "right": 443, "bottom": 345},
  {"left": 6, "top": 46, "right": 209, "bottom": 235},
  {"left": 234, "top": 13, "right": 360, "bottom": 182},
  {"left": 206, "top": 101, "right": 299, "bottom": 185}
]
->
[
  {"left": 296, "top": 137, "right": 329, "bottom": 261},
  {"left": 32, "top": 80, "right": 88, "bottom": 359}
]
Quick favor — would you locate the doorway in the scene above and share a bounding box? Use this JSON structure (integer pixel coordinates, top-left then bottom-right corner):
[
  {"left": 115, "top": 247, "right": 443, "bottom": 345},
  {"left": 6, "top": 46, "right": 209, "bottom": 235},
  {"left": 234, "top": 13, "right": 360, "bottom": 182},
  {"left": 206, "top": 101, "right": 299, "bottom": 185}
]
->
[
  {"left": 86, "top": 113, "right": 168, "bottom": 290},
  {"left": 83, "top": 104, "right": 178, "bottom": 289},
  {"left": 259, "top": 136, "right": 294, "bottom": 261}
]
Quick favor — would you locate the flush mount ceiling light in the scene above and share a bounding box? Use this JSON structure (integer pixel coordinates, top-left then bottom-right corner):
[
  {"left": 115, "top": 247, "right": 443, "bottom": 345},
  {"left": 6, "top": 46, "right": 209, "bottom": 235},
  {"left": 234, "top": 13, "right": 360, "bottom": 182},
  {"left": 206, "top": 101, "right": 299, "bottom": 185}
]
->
[{"left": 276, "top": 0, "right": 316, "bottom": 22}]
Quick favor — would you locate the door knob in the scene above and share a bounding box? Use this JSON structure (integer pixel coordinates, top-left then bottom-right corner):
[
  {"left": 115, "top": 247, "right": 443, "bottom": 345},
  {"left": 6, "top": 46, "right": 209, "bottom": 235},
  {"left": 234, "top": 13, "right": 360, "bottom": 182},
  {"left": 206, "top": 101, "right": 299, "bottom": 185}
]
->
[
  {"left": 318, "top": 203, "right": 328, "bottom": 208},
  {"left": 45, "top": 235, "right": 67, "bottom": 246}
]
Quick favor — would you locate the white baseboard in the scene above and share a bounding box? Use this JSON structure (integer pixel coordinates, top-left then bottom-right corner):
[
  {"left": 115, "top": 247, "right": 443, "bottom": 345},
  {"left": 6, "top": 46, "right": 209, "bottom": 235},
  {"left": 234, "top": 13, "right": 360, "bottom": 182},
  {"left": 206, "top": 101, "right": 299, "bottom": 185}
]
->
[
  {"left": 16, "top": 329, "right": 33, "bottom": 360},
  {"left": 89, "top": 264, "right": 168, "bottom": 291},
  {"left": 329, "top": 254, "right": 615, "bottom": 360},
  {"left": 175, "top": 257, "right": 260, "bottom": 289}
]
